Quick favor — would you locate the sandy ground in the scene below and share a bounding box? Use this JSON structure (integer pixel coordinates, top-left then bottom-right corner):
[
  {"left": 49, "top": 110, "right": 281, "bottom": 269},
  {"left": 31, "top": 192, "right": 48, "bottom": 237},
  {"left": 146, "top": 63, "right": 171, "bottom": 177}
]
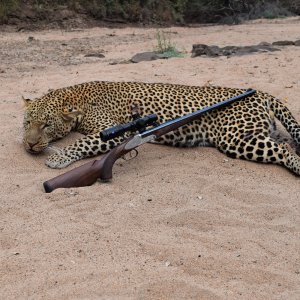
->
[{"left": 0, "top": 17, "right": 300, "bottom": 299}]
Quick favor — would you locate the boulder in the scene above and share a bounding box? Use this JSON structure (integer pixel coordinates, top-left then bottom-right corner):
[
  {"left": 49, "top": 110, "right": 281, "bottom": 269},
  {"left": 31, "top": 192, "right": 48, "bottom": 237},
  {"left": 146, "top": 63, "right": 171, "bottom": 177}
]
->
[{"left": 131, "top": 51, "right": 161, "bottom": 63}]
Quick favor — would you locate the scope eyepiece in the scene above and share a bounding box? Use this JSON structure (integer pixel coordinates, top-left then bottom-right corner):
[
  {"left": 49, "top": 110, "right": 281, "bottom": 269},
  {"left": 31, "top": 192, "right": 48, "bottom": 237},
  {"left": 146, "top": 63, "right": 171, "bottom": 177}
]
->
[{"left": 100, "top": 114, "right": 158, "bottom": 142}]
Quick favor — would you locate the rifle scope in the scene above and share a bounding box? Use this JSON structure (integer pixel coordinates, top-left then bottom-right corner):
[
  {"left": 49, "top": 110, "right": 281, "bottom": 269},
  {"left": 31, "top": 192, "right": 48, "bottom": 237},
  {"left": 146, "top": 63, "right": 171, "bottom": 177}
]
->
[{"left": 100, "top": 114, "right": 158, "bottom": 142}]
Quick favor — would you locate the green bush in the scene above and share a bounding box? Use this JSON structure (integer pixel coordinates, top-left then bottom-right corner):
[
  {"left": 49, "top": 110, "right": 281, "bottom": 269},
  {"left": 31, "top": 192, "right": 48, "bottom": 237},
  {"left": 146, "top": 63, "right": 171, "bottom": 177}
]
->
[{"left": 155, "top": 29, "right": 184, "bottom": 57}]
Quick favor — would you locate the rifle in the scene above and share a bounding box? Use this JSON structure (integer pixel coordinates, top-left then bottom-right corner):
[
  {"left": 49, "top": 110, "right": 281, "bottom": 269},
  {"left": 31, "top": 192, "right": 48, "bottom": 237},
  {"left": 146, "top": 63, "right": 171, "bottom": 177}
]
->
[{"left": 43, "top": 89, "right": 256, "bottom": 193}]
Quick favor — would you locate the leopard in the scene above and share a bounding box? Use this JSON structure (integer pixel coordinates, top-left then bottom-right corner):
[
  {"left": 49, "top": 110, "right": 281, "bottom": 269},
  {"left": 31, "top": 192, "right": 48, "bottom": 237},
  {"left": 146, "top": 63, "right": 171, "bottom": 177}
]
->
[{"left": 22, "top": 81, "right": 300, "bottom": 176}]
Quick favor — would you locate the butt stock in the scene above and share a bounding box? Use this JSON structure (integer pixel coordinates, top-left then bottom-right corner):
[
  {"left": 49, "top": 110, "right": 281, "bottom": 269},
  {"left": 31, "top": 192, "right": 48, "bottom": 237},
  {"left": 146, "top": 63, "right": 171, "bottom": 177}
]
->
[
  {"left": 43, "top": 138, "right": 132, "bottom": 193},
  {"left": 43, "top": 159, "right": 103, "bottom": 193}
]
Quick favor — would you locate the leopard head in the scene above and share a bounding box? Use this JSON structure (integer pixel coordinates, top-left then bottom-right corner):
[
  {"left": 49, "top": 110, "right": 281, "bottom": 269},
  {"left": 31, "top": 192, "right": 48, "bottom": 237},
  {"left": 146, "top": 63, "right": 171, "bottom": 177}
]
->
[{"left": 22, "top": 94, "right": 83, "bottom": 154}]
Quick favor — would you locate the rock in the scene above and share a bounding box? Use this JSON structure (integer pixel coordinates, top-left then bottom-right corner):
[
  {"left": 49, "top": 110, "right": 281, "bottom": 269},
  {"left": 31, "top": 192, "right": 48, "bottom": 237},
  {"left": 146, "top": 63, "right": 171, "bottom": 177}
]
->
[
  {"left": 237, "top": 44, "right": 279, "bottom": 55},
  {"left": 192, "top": 43, "right": 280, "bottom": 58},
  {"left": 272, "top": 40, "right": 295, "bottom": 46},
  {"left": 191, "top": 44, "right": 221, "bottom": 57},
  {"left": 254, "top": 44, "right": 280, "bottom": 53},
  {"left": 84, "top": 53, "right": 105, "bottom": 58},
  {"left": 221, "top": 45, "right": 239, "bottom": 56},
  {"left": 191, "top": 44, "right": 208, "bottom": 57},
  {"left": 130, "top": 51, "right": 160, "bottom": 63},
  {"left": 258, "top": 42, "right": 271, "bottom": 46},
  {"left": 109, "top": 60, "right": 131, "bottom": 65},
  {"left": 294, "top": 40, "right": 300, "bottom": 46}
]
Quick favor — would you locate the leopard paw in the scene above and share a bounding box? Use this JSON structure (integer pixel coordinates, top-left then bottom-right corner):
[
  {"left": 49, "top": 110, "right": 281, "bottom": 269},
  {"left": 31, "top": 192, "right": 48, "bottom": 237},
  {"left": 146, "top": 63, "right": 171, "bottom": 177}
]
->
[{"left": 45, "top": 152, "right": 75, "bottom": 169}]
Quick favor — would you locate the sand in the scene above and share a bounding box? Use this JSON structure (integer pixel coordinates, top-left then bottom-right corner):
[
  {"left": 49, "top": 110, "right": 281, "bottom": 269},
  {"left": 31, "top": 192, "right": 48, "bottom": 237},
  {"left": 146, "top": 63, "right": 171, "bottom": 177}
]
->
[{"left": 0, "top": 17, "right": 299, "bottom": 299}]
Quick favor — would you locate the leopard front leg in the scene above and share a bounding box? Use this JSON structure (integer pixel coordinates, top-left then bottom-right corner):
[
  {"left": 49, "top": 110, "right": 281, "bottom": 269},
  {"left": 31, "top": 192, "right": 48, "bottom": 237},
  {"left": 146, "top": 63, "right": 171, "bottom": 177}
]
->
[{"left": 46, "top": 132, "right": 123, "bottom": 168}]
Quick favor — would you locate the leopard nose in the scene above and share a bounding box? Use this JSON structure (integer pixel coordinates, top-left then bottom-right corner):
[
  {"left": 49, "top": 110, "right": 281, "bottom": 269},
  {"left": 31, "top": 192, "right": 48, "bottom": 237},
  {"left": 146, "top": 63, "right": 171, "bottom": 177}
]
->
[{"left": 28, "top": 141, "right": 38, "bottom": 149}]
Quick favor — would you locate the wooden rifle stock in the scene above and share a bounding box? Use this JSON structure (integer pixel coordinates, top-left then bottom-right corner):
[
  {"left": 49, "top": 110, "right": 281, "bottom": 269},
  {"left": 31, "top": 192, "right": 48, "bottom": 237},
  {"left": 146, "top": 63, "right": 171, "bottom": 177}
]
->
[{"left": 43, "top": 138, "right": 133, "bottom": 193}]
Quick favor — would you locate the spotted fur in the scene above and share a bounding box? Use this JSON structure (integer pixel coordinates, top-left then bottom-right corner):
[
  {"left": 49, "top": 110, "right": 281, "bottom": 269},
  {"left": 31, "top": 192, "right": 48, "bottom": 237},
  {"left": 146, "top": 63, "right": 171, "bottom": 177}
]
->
[{"left": 23, "top": 81, "right": 300, "bottom": 175}]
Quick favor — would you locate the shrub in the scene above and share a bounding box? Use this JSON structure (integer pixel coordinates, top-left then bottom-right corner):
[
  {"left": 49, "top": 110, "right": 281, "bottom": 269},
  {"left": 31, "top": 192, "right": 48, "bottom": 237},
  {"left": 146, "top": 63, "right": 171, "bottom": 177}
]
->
[
  {"left": 155, "top": 30, "right": 184, "bottom": 58},
  {"left": 0, "top": 0, "right": 299, "bottom": 25},
  {"left": 0, "top": 0, "right": 20, "bottom": 22}
]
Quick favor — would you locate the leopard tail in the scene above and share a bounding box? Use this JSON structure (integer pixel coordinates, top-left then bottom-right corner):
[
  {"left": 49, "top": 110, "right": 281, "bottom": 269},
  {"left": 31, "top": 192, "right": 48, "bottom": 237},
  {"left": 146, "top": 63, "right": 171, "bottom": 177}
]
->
[{"left": 269, "top": 96, "right": 300, "bottom": 145}]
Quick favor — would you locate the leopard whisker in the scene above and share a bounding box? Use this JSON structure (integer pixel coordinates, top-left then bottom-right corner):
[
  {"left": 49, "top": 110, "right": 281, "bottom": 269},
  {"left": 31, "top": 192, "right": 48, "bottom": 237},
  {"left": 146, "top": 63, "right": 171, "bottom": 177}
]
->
[{"left": 45, "top": 145, "right": 64, "bottom": 154}]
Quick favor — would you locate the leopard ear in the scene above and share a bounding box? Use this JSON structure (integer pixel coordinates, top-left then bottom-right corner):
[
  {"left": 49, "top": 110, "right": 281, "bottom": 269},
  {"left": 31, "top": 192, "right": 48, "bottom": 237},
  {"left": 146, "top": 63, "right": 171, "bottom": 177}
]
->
[
  {"left": 61, "top": 109, "right": 83, "bottom": 122},
  {"left": 22, "top": 96, "right": 33, "bottom": 107}
]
